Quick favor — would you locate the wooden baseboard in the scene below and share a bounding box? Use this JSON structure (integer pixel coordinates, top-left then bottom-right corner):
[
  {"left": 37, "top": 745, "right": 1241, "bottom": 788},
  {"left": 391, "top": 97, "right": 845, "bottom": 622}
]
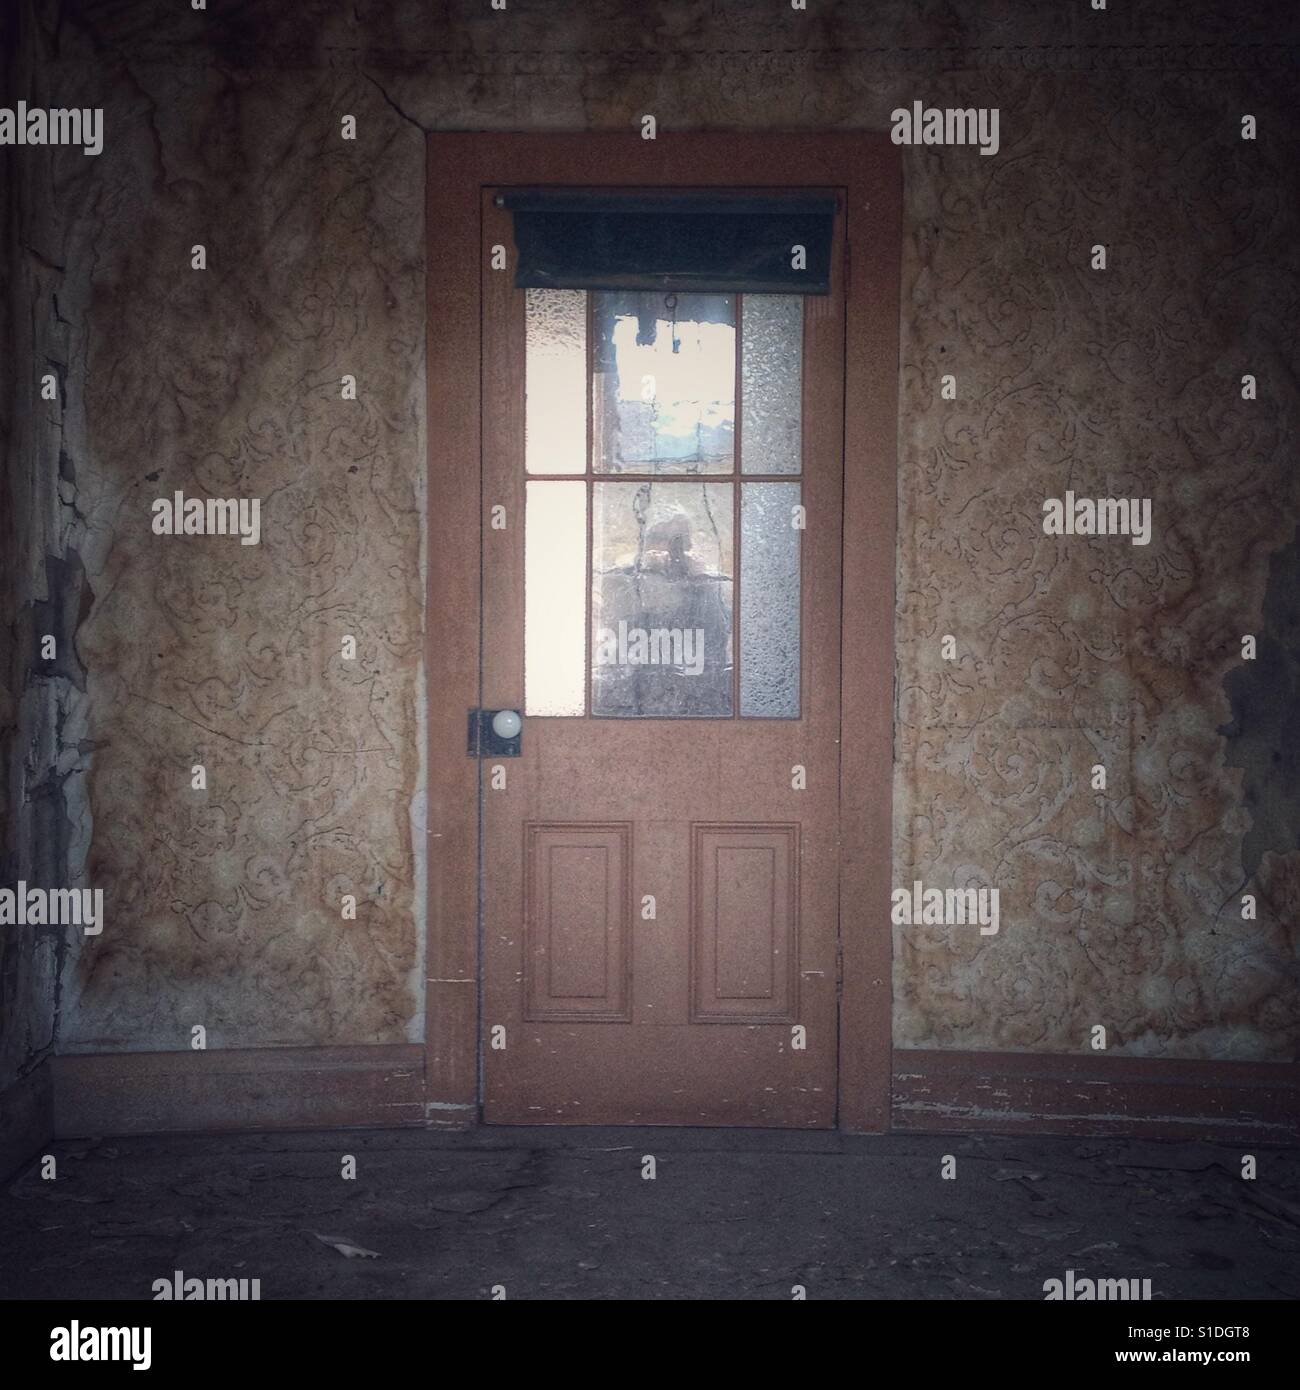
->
[
  {"left": 50, "top": 1045, "right": 427, "bottom": 1138},
  {"left": 0, "top": 1061, "right": 54, "bottom": 1180},
  {"left": 891, "top": 1049, "right": 1300, "bottom": 1143},
  {"left": 41, "top": 1045, "right": 1300, "bottom": 1142}
]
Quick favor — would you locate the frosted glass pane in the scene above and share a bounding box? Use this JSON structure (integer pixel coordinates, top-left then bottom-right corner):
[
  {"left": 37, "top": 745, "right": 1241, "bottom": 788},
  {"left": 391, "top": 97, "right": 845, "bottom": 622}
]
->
[
  {"left": 592, "top": 481, "right": 733, "bottom": 717},
  {"left": 525, "top": 289, "right": 586, "bottom": 475},
  {"left": 593, "top": 292, "right": 734, "bottom": 474},
  {"left": 741, "top": 295, "right": 802, "bottom": 475},
  {"left": 740, "top": 482, "right": 800, "bottom": 717},
  {"left": 525, "top": 481, "right": 587, "bottom": 715}
]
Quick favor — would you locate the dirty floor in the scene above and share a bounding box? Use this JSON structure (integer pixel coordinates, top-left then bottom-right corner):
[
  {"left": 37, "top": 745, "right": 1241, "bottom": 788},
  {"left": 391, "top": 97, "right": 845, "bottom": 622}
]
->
[{"left": 3, "top": 1128, "right": 1298, "bottom": 1300}]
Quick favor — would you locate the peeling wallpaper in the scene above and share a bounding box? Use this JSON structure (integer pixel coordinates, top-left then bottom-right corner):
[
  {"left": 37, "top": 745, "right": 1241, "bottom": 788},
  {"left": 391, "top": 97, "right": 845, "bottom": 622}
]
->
[
  {"left": 2, "top": 0, "right": 1297, "bottom": 1074},
  {"left": 62, "top": 59, "right": 430, "bottom": 1050}
]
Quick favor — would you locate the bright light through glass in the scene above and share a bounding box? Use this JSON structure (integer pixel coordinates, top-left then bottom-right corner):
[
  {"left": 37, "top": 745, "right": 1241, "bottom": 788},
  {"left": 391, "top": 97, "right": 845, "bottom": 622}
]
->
[
  {"left": 524, "top": 480, "right": 587, "bottom": 715},
  {"left": 594, "top": 292, "right": 735, "bottom": 474},
  {"left": 525, "top": 289, "right": 586, "bottom": 475}
]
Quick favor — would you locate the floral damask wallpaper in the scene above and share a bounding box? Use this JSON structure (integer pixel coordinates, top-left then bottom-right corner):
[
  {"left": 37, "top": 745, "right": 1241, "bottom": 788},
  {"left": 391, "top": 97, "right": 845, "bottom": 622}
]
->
[{"left": 893, "top": 68, "right": 1300, "bottom": 1057}]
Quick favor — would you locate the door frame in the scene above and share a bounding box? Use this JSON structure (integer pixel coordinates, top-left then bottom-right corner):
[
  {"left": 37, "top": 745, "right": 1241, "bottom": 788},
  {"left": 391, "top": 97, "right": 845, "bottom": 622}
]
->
[{"left": 425, "top": 131, "right": 901, "bottom": 1132}]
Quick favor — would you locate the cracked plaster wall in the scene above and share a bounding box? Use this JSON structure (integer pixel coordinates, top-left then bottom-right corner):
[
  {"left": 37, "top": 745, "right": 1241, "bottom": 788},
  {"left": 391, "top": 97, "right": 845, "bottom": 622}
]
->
[
  {"left": 1, "top": 0, "right": 97, "bottom": 1093},
  {"left": 1, "top": 0, "right": 1297, "bottom": 1084}
]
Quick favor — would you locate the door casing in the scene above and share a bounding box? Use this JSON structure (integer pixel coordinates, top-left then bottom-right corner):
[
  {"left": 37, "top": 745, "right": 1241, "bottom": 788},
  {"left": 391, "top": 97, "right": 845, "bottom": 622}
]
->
[{"left": 425, "top": 131, "right": 901, "bottom": 1131}]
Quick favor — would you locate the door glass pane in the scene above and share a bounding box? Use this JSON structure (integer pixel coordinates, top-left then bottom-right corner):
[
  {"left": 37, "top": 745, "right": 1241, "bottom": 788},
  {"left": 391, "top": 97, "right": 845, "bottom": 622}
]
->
[
  {"left": 525, "top": 481, "right": 587, "bottom": 714},
  {"left": 741, "top": 295, "right": 802, "bottom": 475},
  {"left": 591, "top": 481, "right": 733, "bottom": 717},
  {"left": 525, "top": 289, "right": 586, "bottom": 475},
  {"left": 592, "top": 292, "right": 735, "bottom": 475},
  {"left": 740, "top": 482, "right": 800, "bottom": 717}
]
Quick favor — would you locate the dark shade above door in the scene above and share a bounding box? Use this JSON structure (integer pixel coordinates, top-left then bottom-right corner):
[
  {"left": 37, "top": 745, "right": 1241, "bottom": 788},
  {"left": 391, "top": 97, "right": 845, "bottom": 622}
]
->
[{"left": 498, "top": 189, "right": 837, "bottom": 295}]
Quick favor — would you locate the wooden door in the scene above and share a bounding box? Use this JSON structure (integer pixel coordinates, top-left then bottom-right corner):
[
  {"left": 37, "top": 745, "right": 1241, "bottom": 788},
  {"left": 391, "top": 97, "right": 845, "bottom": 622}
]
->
[{"left": 480, "top": 190, "right": 846, "bottom": 1126}]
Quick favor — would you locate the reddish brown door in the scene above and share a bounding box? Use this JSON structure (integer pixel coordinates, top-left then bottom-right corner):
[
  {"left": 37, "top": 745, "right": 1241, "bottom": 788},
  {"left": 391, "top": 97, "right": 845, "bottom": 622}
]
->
[{"left": 480, "top": 190, "right": 845, "bottom": 1126}]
